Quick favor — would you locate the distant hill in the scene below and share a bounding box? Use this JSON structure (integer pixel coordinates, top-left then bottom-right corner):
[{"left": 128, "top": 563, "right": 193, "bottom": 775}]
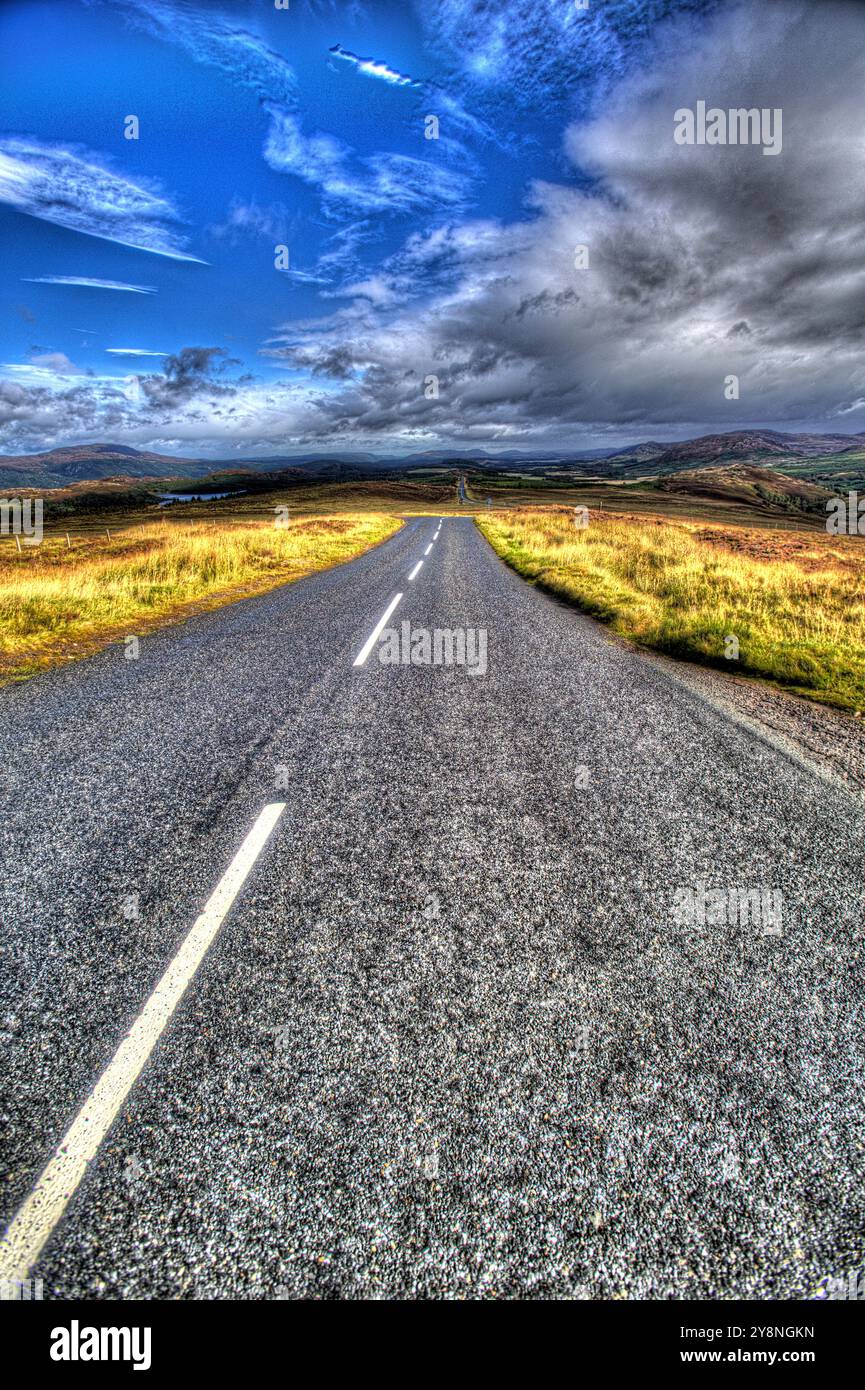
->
[
  {"left": 601, "top": 441, "right": 667, "bottom": 462},
  {"left": 0, "top": 444, "right": 215, "bottom": 489},
  {"left": 650, "top": 430, "right": 865, "bottom": 471},
  {"left": 654, "top": 463, "right": 834, "bottom": 516}
]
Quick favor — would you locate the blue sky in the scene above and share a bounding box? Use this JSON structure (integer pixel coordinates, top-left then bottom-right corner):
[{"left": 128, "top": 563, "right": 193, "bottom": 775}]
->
[{"left": 1, "top": 0, "right": 864, "bottom": 458}]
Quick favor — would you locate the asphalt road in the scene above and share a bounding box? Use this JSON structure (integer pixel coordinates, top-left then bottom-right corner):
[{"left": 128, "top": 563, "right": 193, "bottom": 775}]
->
[{"left": 1, "top": 515, "right": 863, "bottom": 1300}]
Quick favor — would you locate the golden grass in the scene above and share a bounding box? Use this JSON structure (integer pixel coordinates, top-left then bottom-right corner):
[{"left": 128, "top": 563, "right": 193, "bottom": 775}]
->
[
  {"left": 0, "top": 512, "right": 400, "bottom": 681},
  {"left": 478, "top": 507, "right": 865, "bottom": 710}
]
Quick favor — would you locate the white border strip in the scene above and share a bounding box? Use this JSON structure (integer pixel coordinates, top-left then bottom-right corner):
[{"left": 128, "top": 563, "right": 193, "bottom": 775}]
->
[
  {"left": 0, "top": 802, "right": 286, "bottom": 1284},
  {"left": 352, "top": 592, "right": 403, "bottom": 666}
]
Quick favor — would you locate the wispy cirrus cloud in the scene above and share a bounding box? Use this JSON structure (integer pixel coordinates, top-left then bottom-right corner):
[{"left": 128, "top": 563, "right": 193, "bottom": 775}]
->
[
  {"left": 315, "top": 220, "right": 375, "bottom": 277},
  {"left": 277, "top": 266, "right": 331, "bottom": 285},
  {"left": 1, "top": 139, "right": 203, "bottom": 261},
  {"left": 105, "top": 348, "right": 169, "bottom": 357},
  {"left": 110, "top": 0, "right": 297, "bottom": 105},
  {"left": 263, "top": 107, "right": 473, "bottom": 214},
  {"left": 22, "top": 276, "right": 157, "bottom": 294},
  {"left": 208, "top": 199, "right": 292, "bottom": 245},
  {"left": 414, "top": 0, "right": 718, "bottom": 119},
  {"left": 106, "top": 3, "right": 485, "bottom": 226},
  {"left": 263, "top": 111, "right": 349, "bottom": 199}
]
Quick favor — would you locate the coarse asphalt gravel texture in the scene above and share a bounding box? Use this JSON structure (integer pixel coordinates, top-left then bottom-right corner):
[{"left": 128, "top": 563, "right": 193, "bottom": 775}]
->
[{"left": 0, "top": 515, "right": 863, "bottom": 1300}]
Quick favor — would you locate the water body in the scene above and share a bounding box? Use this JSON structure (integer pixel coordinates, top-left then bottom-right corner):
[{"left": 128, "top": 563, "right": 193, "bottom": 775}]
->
[{"left": 156, "top": 490, "right": 247, "bottom": 505}]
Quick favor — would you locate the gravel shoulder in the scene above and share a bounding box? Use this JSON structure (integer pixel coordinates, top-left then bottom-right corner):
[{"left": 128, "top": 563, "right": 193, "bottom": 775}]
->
[{"left": 623, "top": 639, "right": 865, "bottom": 798}]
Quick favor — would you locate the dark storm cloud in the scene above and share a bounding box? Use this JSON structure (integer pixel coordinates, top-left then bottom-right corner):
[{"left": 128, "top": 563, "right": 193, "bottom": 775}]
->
[
  {"left": 259, "top": 0, "right": 865, "bottom": 447},
  {"left": 141, "top": 347, "right": 238, "bottom": 408},
  {"left": 513, "top": 288, "right": 580, "bottom": 320}
]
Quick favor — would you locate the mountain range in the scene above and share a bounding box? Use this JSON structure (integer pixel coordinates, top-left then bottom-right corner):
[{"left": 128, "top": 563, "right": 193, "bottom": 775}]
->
[{"left": 2, "top": 429, "right": 865, "bottom": 490}]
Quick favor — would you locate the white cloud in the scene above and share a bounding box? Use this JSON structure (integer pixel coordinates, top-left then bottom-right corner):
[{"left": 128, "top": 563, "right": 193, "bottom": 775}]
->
[
  {"left": 329, "top": 44, "right": 419, "bottom": 87},
  {"left": 105, "top": 348, "right": 169, "bottom": 357},
  {"left": 414, "top": 0, "right": 676, "bottom": 106},
  {"left": 1, "top": 140, "right": 203, "bottom": 261},
  {"left": 111, "top": 0, "right": 297, "bottom": 106},
  {"left": 208, "top": 200, "right": 291, "bottom": 244},
  {"left": 22, "top": 276, "right": 157, "bottom": 294},
  {"left": 263, "top": 107, "right": 473, "bottom": 214},
  {"left": 28, "top": 353, "right": 81, "bottom": 376},
  {"left": 328, "top": 277, "right": 401, "bottom": 307},
  {"left": 1, "top": 362, "right": 90, "bottom": 388},
  {"left": 263, "top": 109, "right": 351, "bottom": 199}
]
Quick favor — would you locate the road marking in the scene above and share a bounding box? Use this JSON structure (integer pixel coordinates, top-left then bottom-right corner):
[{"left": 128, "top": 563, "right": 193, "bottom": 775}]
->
[
  {"left": 0, "top": 802, "right": 286, "bottom": 1285},
  {"left": 424, "top": 543, "right": 433, "bottom": 556},
  {"left": 353, "top": 591, "right": 403, "bottom": 666},
  {"left": 408, "top": 561, "right": 423, "bottom": 581}
]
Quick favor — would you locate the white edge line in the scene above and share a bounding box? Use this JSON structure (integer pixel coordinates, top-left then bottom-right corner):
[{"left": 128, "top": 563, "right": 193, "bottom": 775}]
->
[
  {"left": 0, "top": 801, "right": 286, "bottom": 1285},
  {"left": 408, "top": 561, "right": 423, "bottom": 581},
  {"left": 352, "top": 591, "right": 403, "bottom": 666}
]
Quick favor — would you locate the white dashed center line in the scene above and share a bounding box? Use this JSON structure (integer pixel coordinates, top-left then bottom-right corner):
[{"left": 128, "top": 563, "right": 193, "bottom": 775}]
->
[
  {"left": 424, "top": 543, "right": 433, "bottom": 556},
  {"left": 408, "top": 561, "right": 423, "bottom": 582},
  {"left": 353, "top": 591, "right": 403, "bottom": 666},
  {"left": 0, "top": 801, "right": 286, "bottom": 1285}
]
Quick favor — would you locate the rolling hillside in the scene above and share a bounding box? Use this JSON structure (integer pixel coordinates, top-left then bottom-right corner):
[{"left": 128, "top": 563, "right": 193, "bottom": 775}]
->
[{"left": 653, "top": 463, "right": 834, "bottom": 517}]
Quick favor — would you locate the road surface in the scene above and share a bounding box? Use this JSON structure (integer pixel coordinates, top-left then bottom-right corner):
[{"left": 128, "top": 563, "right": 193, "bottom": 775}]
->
[{"left": 0, "top": 516, "right": 863, "bottom": 1299}]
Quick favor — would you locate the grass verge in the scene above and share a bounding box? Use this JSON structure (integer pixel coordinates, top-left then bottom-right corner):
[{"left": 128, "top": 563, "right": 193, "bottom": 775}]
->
[
  {"left": 0, "top": 512, "right": 400, "bottom": 683},
  {"left": 477, "top": 507, "right": 865, "bottom": 711}
]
